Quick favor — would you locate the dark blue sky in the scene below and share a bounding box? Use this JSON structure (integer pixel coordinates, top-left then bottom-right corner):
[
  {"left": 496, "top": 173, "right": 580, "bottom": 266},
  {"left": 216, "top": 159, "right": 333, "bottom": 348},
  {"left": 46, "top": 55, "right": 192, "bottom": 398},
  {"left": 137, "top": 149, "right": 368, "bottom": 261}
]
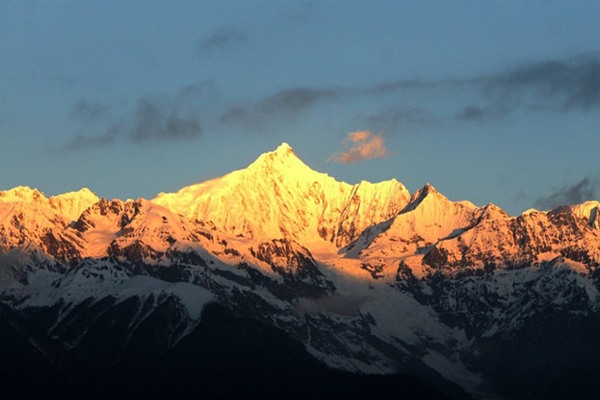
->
[{"left": 1, "top": 1, "right": 599, "bottom": 214}]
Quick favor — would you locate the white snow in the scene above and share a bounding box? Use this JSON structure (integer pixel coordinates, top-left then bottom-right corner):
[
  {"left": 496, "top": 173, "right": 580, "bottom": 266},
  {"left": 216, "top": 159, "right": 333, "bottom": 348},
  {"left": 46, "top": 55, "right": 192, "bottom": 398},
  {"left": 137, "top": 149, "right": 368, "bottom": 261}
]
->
[
  {"left": 0, "top": 186, "right": 99, "bottom": 221},
  {"left": 1, "top": 142, "right": 600, "bottom": 398},
  {"left": 152, "top": 142, "right": 411, "bottom": 247}
]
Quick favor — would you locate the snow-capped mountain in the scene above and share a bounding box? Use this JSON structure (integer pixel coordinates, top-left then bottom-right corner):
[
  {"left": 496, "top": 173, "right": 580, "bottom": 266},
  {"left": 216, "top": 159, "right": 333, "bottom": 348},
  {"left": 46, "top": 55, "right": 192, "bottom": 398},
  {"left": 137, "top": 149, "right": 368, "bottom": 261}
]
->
[
  {"left": 1, "top": 143, "right": 600, "bottom": 400},
  {"left": 153, "top": 143, "right": 411, "bottom": 247},
  {"left": 0, "top": 186, "right": 99, "bottom": 221}
]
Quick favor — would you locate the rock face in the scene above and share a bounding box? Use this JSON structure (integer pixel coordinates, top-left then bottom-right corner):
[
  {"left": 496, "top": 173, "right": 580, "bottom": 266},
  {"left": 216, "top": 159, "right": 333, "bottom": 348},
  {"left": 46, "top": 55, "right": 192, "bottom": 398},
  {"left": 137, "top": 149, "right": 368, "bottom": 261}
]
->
[
  {"left": 1, "top": 143, "right": 600, "bottom": 400},
  {"left": 153, "top": 143, "right": 411, "bottom": 247}
]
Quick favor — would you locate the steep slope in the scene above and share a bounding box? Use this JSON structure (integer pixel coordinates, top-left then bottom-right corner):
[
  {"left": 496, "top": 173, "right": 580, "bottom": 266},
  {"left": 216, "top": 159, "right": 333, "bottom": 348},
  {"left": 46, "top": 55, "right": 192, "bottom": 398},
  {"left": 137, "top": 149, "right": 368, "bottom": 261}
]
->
[
  {"left": 415, "top": 202, "right": 600, "bottom": 275},
  {"left": 0, "top": 198, "right": 84, "bottom": 270},
  {"left": 342, "top": 184, "right": 480, "bottom": 278},
  {"left": 153, "top": 143, "right": 411, "bottom": 248},
  {"left": 572, "top": 200, "right": 600, "bottom": 230},
  {"left": 3, "top": 143, "right": 600, "bottom": 400},
  {"left": 0, "top": 186, "right": 99, "bottom": 221}
]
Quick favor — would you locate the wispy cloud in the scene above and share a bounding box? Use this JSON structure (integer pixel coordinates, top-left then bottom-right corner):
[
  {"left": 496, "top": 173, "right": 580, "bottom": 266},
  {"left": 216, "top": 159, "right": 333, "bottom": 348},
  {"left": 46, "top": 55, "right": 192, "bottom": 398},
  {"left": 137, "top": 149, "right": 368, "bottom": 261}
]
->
[
  {"left": 70, "top": 99, "right": 109, "bottom": 120},
  {"left": 486, "top": 58, "right": 600, "bottom": 112},
  {"left": 220, "top": 87, "right": 337, "bottom": 129},
  {"left": 61, "top": 55, "right": 600, "bottom": 151},
  {"left": 369, "top": 56, "right": 600, "bottom": 121},
  {"left": 62, "top": 81, "right": 215, "bottom": 150},
  {"left": 364, "top": 107, "right": 433, "bottom": 127},
  {"left": 129, "top": 98, "right": 202, "bottom": 142},
  {"left": 370, "top": 79, "right": 442, "bottom": 95},
  {"left": 329, "top": 131, "right": 390, "bottom": 164},
  {"left": 452, "top": 57, "right": 600, "bottom": 122},
  {"left": 455, "top": 105, "right": 507, "bottom": 122},
  {"left": 195, "top": 28, "right": 247, "bottom": 52},
  {"left": 62, "top": 125, "right": 120, "bottom": 151},
  {"left": 534, "top": 176, "right": 600, "bottom": 210},
  {"left": 177, "top": 80, "right": 218, "bottom": 102}
]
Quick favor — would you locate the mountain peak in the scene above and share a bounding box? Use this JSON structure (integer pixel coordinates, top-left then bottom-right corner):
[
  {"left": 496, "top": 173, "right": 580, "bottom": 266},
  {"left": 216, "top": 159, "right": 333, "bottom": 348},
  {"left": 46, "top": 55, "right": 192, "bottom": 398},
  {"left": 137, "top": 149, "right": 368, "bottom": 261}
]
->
[
  {"left": 247, "top": 142, "right": 312, "bottom": 177},
  {"left": 153, "top": 142, "right": 412, "bottom": 246},
  {"left": 0, "top": 186, "right": 46, "bottom": 203},
  {"left": 49, "top": 188, "right": 100, "bottom": 221},
  {"left": 0, "top": 186, "right": 99, "bottom": 221},
  {"left": 421, "top": 183, "right": 437, "bottom": 194},
  {"left": 274, "top": 142, "right": 295, "bottom": 155},
  {"left": 265, "top": 142, "right": 299, "bottom": 163},
  {"left": 404, "top": 183, "right": 439, "bottom": 209}
]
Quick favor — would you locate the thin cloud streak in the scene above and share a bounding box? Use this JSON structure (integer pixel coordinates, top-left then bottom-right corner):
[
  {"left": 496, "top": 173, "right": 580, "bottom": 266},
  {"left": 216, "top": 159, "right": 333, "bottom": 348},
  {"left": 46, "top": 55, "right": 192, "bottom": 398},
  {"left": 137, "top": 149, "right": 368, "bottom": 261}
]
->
[
  {"left": 130, "top": 98, "right": 202, "bottom": 142},
  {"left": 195, "top": 28, "right": 247, "bottom": 52},
  {"left": 220, "top": 87, "right": 337, "bottom": 129},
  {"left": 534, "top": 177, "right": 600, "bottom": 210},
  {"left": 62, "top": 82, "right": 214, "bottom": 150},
  {"left": 61, "top": 125, "right": 120, "bottom": 151},
  {"left": 370, "top": 56, "right": 600, "bottom": 121},
  {"left": 487, "top": 58, "right": 600, "bottom": 112},
  {"left": 217, "top": 55, "right": 600, "bottom": 134},
  {"left": 364, "top": 107, "right": 433, "bottom": 127},
  {"left": 70, "top": 100, "right": 109, "bottom": 120},
  {"left": 61, "top": 55, "right": 600, "bottom": 151},
  {"left": 455, "top": 105, "right": 507, "bottom": 122},
  {"left": 329, "top": 131, "right": 390, "bottom": 164}
]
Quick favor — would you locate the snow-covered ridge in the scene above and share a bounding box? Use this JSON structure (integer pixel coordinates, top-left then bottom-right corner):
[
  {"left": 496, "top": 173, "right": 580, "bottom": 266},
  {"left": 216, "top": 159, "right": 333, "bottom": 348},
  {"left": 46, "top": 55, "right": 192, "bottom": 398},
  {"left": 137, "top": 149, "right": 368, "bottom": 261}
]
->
[
  {"left": 0, "top": 186, "right": 99, "bottom": 221},
  {"left": 2, "top": 142, "right": 600, "bottom": 399},
  {"left": 2, "top": 143, "right": 599, "bottom": 271},
  {"left": 153, "top": 142, "right": 411, "bottom": 247}
]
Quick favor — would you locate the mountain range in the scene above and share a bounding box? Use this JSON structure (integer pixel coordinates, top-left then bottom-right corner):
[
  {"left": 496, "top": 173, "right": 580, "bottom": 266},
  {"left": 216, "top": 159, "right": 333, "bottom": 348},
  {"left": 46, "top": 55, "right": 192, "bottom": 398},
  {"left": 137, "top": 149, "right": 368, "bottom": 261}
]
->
[{"left": 1, "top": 143, "right": 599, "bottom": 400}]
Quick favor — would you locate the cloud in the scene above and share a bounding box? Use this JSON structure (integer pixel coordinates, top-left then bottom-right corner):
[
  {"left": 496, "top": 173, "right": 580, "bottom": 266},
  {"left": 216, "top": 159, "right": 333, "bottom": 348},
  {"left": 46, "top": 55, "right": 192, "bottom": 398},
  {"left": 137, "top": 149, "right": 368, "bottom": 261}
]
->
[
  {"left": 329, "top": 131, "right": 390, "bottom": 164},
  {"left": 62, "top": 82, "right": 214, "bottom": 150},
  {"left": 486, "top": 58, "right": 600, "bottom": 112},
  {"left": 455, "top": 105, "right": 507, "bottom": 122},
  {"left": 130, "top": 98, "right": 202, "bottom": 142},
  {"left": 370, "top": 79, "right": 442, "bottom": 95},
  {"left": 365, "top": 56, "right": 600, "bottom": 121},
  {"left": 451, "top": 57, "right": 600, "bottom": 121},
  {"left": 534, "top": 177, "right": 600, "bottom": 210},
  {"left": 220, "top": 87, "right": 337, "bottom": 129},
  {"left": 195, "top": 28, "right": 247, "bottom": 52},
  {"left": 61, "top": 124, "right": 120, "bottom": 151},
  {"left": 217, "top": 57, "right": 600, "bottom": 134},
  {"left": 455, "top": 105, "right": 486, "bottom": 121},
  {"left": 70, "top": 99, "right": 109, "bottom": 120},
  {"left": 364, "top": 107, "right": 432, "bottom": 127},
  {"left": 176, "top": 80, "right": 218, "bottom": 102}
]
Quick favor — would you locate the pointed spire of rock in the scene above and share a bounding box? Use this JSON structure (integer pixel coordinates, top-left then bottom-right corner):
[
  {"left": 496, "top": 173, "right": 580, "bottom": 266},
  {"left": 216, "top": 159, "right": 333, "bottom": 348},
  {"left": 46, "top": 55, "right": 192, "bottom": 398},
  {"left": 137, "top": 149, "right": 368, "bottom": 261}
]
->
[{"left": 274, "top": 142, "right": 295, "bottom": 155}]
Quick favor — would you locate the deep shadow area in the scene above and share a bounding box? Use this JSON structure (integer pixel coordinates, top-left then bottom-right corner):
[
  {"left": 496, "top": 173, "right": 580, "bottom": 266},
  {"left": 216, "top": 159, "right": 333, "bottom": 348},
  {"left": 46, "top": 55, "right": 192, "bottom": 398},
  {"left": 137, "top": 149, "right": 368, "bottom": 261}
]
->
[
  {"left": 0, "top": 302, "right": 469, "bottom": 400},
  {"left": 475, "top": 310, "right": 600, "bottom": 400}
]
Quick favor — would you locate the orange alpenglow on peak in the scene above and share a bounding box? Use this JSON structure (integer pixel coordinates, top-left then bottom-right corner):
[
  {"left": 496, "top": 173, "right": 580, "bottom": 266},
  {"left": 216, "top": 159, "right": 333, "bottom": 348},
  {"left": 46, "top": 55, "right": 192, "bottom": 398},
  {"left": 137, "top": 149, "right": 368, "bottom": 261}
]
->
[
  {"left": 274, "top": 142, "right": 295, "bottom": 155},
  {"left": 0, "top": 186, "right": 100, "bottom": 221},
  {"left": 152, "top": 142, "right": 412, "bottom": 247},
  {"left": 251, "top": 142, "right": 301, "bottom": 166}
]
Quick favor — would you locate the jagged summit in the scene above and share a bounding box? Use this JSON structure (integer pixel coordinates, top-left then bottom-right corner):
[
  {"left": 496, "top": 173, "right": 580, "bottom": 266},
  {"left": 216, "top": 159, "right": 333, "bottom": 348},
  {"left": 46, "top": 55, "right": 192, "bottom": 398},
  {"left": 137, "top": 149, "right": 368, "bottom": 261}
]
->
[
  {"left": 245, "top": 142, "right": 318, "bottom": 180},
  {"left": 4, "top": 145, "right": 600, "bottom": 400},
  {"left": 254, "top": 142, "right": 298, "bottom": 162},
  {"left": 477, "top": 203, "right": 510, "bottom": 220},
  {"left": 153, "top": 143, "right": 411, "bottom": 246},
  {"left": 420, "top": 183, "right": 437, "bottom": 194},
  {"left": 0, "top": 186, "right": 46, "bottom": 203},
  {"left": 275, "top": 141, "right": 295, "bottom": 155},
  {"left": 0, "top": 186, "right": 99, "bottom": 221}
]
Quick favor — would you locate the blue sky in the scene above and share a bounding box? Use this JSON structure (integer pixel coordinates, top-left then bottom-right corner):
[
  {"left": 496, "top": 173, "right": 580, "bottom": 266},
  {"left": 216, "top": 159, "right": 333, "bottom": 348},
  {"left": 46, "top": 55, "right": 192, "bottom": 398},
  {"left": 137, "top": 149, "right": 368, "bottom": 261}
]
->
[{"left": 1, "top": 1, "right": 599, "bottom": 215}]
